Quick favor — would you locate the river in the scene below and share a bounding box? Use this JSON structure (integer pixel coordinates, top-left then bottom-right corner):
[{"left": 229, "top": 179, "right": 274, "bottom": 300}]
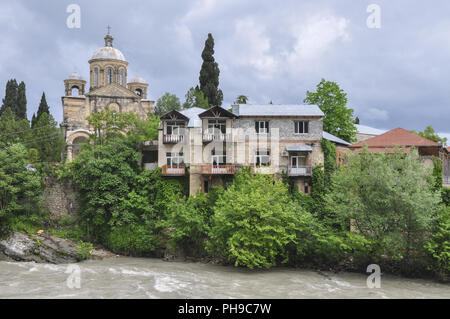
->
[{"left": 0, "top": 257, "right": 448, "bottom": 299}]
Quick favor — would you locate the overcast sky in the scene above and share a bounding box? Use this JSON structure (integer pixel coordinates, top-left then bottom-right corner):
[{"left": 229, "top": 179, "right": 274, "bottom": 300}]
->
[{"left": 0, "top": 0, "right": 449, "bottom": 139}]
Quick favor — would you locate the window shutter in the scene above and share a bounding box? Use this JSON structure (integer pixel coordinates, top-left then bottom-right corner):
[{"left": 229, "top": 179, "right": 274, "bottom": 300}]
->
[{"left": 255, "top": 121, "right": 259, "bottom": 133}]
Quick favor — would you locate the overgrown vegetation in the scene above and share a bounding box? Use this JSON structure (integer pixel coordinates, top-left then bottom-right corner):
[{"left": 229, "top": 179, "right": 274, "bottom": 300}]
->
[{"left": 0, "top": 74, "right": 448, "bottom": 282}]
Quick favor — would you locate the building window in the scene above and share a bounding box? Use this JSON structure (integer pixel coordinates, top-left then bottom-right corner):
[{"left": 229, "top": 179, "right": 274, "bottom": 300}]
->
[
  {"left": 208, "top": 119, "right": 226, "bottom": 134},
  {"left": 255, "top": 150, "right": 270, "bottom": 167},
  {"left": 255, "top": 121, "right": 269, "bottom": 134},
  {"left": 166, "top": 121, "right": 185, "bottom": 135},
  {"left": 107, "top": 68, "right": 113, "bottom": 84},
  {"left": 291, "top": 152, "right": 307, "bottom": 167},
  {"left": 166, "top": 152, "right": 184, "bottom": 167},
  {"left": 120, "top": 69, "right": 124, "bottom": 86},
  {"left": 135, "top": 88, "right": 142, "bottom": 96},
  {"left": 94, "top": 68, "right": 99, "bottom": 87},
  {"left": 295, "top": 121, "right": 309, "bottom": 134}
]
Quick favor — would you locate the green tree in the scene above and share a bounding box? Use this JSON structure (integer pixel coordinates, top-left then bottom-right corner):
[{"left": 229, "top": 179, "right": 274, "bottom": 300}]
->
[
  {"left": 183, "top": 86, "right": 209, "bottom": 109},
  {"left": 321, "top": 139, "right": 337, "bottom": 189},
  {"left": 0, "top": 107, "right": 30, "bottom": 147},
  {"left": 126, "top": 113, "right": 160, "bottom": 148},
  {"left": 0, "top": 144, "right": 42, "bottom": 236},
  {"left": 199, "top": 33, "right": 223, "bottom": 107},
  {"left": 304, "top": 79, "right": 356, "bottom": 142},
  {"left": 29, "top": 112, "right": 65, "bottom": 162},
  {"left": 412, "top": 126, "right": 447, "bottom": 146},
  {"left": 326, "top": 148, "right": 441, "bottom": 268},
  {"left": 154, "top": 92, "right": 181, "bottom": 116},
  {"left": 432, "top": 157, "right": 443, "bottom": 192},
  {"left": 31, "top": 92, "right": 50, "bottom": 128},
  {"left": 16, "top": 81, "right": 27, "bottom": 120},
  {"left": 310, "top": 165, "right": 327, "bottom": 219},
  {"left": 234, "top": 95, "right": 248, "bottom": 104},
  {"left": 425, "top": 205, "right": 450, "bottom": 280},
  {"left": 208, "top": 170, "right": 300, "bottom": 269},
  {"left": 1, "top": 79, "right": 18, "bottom": 118},
  {"left": 354, "top": 116, "right": 360, "bottom": 124},
  {"left": 86, "top": 106, "right": 136, "bottom": 145},
  {"left": 67, "top": 137, "right": 142, "bottom": 241}
]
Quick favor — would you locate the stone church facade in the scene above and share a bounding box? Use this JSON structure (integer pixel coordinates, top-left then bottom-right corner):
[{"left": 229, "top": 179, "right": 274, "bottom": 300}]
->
[{"left": 61, "top": 32, "right": 154, "bottom": 161}]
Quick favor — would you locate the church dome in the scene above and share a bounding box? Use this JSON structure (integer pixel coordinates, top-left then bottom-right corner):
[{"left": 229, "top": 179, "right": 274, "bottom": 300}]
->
[
  {"left": 91, "top": 31, "right": 126, "bottom": 61},
  {"left": 91, "top": 46, "right": 126, "bottom": 61},
  {"left": 129, "top": 77, "right": 146, "bottom": 84},
  {"left": 67, "top": 72, "right": 84, "bottom": 80}
]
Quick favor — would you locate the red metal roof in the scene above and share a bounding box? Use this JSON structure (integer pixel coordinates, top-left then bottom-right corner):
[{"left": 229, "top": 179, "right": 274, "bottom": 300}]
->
[
  {"left": 446, "top": 146, "right": 450, "bottom": 153},
  {"left": 349, "top": 127, "right": 441, "bottom": 149}
]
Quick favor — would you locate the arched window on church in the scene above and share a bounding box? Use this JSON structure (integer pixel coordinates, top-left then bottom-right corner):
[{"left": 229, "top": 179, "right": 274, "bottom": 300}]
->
[
  {"left": 135, "top": 88, "right": 142, "bottom": 96},
  {"left": 120, "top": 69, "right": 124, "bottom": 86},
  {"left": 94, "top": 68, "right": 99, "bottom": 87},
  {"left": 107, "top": 68, "right": 113, "bottom": 84},
  {"left": 71, "top": 86, "right": 80, "bottom": 96}
]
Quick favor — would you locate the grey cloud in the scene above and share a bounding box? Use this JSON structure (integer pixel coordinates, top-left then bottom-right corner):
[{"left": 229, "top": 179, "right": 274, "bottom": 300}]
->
[{"left": 0, "top": 0, "right": 449, "bottom": 136}]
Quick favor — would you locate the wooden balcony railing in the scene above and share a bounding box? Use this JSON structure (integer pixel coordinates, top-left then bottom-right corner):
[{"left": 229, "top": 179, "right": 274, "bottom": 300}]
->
[
  {"left": 288, "top": 166, "right": 312, "bottom": 176},
  {"left": 161, "top": 165, "right": 186, "bottom": 176},
  {"left": 201, "top": 164, "right": 235, "bottom": 175},
  {"left": 202, "top": 133, "right": 231, "bottom": 143},
  {"left": 252, "top": 165, "right": 274, "bottom": 175},
  {"left": 163, "top": 134, "right": 184, "bottom": 144}
]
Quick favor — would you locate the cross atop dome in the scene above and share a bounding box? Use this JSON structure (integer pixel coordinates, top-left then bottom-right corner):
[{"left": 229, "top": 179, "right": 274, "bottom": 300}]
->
[{"left": 104, "top": 26, "right": 114, "bottom": 47}]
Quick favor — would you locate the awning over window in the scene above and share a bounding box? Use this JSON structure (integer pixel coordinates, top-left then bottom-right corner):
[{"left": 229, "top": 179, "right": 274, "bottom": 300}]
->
[{"left": 286, "top": 146, "right": 312, "bottom": 152}]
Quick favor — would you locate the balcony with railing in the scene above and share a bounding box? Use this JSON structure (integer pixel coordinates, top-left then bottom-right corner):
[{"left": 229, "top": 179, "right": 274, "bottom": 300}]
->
[
  {"left": 201, "top": 164, "right": 235, "bottom": 175},
  {"left": 288, "top": 166, "right": 312, "bottom": 176},
  {"left": 163, "top": 134, "right": 184, "bottom": 144},
  {"left": 161, "top": 165, "right": 186, "bottom": 176},
  {"left": 202, "top": 130, "right": 231, "bottom": 143}
]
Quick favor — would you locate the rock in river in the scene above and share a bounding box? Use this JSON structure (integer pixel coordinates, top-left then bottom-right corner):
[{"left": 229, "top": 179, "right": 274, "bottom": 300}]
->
[{"left": 0, "top": 232, "right": 82, "bottom": 264}]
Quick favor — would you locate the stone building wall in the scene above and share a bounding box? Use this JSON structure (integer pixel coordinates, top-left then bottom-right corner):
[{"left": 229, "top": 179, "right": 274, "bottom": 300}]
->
[{"left": 41, "top": 177, "right": 79, "bottom": 220}]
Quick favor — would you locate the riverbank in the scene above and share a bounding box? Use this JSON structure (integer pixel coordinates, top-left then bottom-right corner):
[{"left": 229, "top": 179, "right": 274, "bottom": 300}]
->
[{"left": 1, "top": 231, "right": 447, "bottom": 284}]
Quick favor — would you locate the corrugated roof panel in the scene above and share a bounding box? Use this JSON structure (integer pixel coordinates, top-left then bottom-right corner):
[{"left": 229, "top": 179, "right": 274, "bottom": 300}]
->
[
  {"left": 323, "top": 131, "right": 351, "bottom": 146},
  {"left": 234, "top": 104, "right": 324, "bottom": 117},
  {"left": 355, "top": 124, "right": 386, "bottom": 136}
]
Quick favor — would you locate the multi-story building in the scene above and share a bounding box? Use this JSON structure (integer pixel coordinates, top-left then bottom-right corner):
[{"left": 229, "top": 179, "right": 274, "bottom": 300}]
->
[{"left": 153, "top": 104, "right": 327, "bottom": 196}]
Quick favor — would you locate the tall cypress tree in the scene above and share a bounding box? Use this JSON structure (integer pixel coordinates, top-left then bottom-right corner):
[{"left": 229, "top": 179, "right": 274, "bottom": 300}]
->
[
  {"left": 16, "top": 81, "right": 27, "bottom": 120},
  {"left": 1, "top": 79, "right": 19, "bottom": 118},
  {"left": 199, "top": 33, "right": 223, "bottom": 107},
  {"left": 32, "top": 92, "right": 50, "bottom": 128}
]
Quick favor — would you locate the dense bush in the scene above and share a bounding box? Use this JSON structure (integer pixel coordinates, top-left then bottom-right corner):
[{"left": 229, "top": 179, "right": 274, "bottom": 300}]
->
[
  {"left": 326, "top": 148, "right": 441, "bottom": 272},
  {"left": 66, "top": 136, "right": 187, "bottom": 255},
  {"left": 425, "top": 205, "right": 450, "bottom": 281},
  {"left": 442, "top": 187, "right": 450, "bottom": 206},
  {"left": 208, "top": 170, "right": 301, "bottom": 269},
  {"left": 0, "top": 144, "right": 42, "bottom": 236}
]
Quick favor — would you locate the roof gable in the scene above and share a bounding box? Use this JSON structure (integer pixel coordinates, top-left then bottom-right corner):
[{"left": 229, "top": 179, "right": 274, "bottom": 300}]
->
[
  {"left": 160, "top": 110, "right": 189, "bottom": 121},
  {"left": 199, "top": 106, "right": 237, "bottom": 119},
  {"left": 350, "top": 127, "right": 441, "bottom": 148},
  {"left": 87, "top": 83, "right": 139, "bottom": 98}
]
